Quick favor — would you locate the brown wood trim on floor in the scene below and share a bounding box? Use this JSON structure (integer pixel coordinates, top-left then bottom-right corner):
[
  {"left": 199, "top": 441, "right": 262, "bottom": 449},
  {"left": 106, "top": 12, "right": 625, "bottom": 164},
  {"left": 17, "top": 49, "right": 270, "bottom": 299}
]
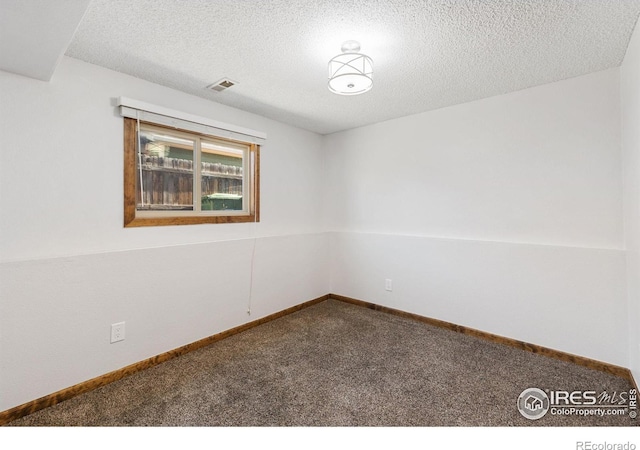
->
[
  {"left": 0, "top": 294, "right": 329, "bottom": 426},
  {"left": 2, "top": 292, "right": 634, "bottom": 426},
  {"left": 330, "top": 294, "right": 635, "bottom": 383}
]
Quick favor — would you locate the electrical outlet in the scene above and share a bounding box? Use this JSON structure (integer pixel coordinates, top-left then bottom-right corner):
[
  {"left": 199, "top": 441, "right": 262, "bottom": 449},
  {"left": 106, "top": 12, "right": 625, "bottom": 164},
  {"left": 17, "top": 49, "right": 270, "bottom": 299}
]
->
[
  {"left": 111, "top": 322, "right": 125, "bottom": 343},
  {"left": 385, "top": 279, "right": 393, "bottom": 291}
]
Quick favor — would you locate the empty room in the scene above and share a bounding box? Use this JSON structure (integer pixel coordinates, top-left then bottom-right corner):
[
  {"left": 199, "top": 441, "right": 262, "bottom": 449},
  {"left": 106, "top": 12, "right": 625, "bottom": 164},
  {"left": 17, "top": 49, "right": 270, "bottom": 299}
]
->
[{"left": 1, "top": 0, "right": 640, "bottom": 440}]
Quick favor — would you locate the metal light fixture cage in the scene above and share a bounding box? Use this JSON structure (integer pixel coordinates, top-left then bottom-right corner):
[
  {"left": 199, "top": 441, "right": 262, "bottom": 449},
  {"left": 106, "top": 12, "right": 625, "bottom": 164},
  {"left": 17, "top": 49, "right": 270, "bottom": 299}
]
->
[{"left": 328, "top": 40, "right": 373, "bottom": 96}]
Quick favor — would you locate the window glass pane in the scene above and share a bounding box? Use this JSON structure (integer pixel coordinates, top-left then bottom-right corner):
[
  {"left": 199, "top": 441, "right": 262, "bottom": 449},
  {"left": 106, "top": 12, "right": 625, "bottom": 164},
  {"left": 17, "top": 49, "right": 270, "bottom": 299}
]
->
[
  {"left": 200, "top": 139, "right": 246, "bottom": 211},
  {"left": 137, "top": 128, "right": 194, "bottom": 211}
]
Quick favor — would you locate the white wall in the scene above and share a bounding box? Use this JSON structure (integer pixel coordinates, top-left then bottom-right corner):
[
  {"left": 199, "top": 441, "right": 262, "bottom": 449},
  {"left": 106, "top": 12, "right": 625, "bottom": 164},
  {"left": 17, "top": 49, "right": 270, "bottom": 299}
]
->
[
  {"left": 0, "top": 57, "right": 329, "bottom": 411},
  {"left": 622, "top": 21, "right": 640, "bottom": 385},
  {"left": 0, "top": 58, "right": 326, "bottom": 261},
  {"left": 325, "top": 69, "right": 627, "bottom": 366},
  {"left": 0, "top": 55, "right": 632, "bottom": 413}
]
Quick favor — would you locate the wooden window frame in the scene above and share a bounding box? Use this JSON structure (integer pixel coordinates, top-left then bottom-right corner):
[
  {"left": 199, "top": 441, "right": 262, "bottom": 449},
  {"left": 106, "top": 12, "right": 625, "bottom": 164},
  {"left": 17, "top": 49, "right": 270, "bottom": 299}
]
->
[{"left": 124, "top": 118, "right": 260, "bottom": 227}]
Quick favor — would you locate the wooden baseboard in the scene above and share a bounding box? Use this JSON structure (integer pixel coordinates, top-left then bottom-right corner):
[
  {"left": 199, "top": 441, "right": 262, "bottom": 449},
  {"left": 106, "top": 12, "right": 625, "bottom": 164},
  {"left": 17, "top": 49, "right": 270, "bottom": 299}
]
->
[
  {"left": 0, "top": 294, "right": 329, "bottom": 426},
  {"left": 631, "top": 372, "right": 639, "bottom": 393},
  {"left": 2, "top": 292, "right": 634, "bottom": 426},
  {"left": 330, "top": 294, "right": 635, "bottom": 383}
]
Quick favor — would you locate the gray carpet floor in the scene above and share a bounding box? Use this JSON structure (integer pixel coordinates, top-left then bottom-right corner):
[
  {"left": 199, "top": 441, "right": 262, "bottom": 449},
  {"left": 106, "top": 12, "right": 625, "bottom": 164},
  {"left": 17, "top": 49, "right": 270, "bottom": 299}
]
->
[{"left": 7, "top": 299, "right": 638, "bottom": 426}]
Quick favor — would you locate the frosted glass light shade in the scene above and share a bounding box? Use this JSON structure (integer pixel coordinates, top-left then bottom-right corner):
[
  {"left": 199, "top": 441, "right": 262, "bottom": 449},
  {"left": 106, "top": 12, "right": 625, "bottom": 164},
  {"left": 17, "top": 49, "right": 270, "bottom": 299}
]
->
[{"left": 328, "top": 51, "right": 373, "bottom": 96}]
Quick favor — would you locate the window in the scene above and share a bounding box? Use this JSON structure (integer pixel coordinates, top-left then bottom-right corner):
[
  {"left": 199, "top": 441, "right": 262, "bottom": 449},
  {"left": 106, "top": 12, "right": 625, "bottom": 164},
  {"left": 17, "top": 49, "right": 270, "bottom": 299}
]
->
[{"left": 123, "top": 118, "right": 260, "bottom": 227}]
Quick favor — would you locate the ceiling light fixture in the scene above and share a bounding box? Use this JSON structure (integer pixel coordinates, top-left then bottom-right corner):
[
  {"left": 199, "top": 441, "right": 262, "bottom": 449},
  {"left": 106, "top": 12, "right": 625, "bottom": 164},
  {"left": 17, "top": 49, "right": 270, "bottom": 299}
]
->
[{"left": 328, "top": 40, "right": 373, "bottom": 96}]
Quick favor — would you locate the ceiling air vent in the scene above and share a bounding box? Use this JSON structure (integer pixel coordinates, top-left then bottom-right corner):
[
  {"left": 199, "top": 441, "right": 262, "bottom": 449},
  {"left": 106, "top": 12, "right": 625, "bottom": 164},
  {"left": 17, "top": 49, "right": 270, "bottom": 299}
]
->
[{"left": 206, "top": 78, "right": 238, "bottom": 92}]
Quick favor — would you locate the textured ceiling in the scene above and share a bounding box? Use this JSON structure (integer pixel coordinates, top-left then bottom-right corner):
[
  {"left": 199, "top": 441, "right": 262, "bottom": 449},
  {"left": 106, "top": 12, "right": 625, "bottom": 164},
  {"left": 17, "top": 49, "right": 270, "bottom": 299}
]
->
[{"left": 65, "top": 0, "right": 640, "bottom": 135}]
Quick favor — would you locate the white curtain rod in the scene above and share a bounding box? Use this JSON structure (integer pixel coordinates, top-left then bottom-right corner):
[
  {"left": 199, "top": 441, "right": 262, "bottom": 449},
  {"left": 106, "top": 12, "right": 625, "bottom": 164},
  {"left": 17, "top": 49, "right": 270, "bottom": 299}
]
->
[{"left": 117, "top": 97, "right": 267, "bottom": 144}]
